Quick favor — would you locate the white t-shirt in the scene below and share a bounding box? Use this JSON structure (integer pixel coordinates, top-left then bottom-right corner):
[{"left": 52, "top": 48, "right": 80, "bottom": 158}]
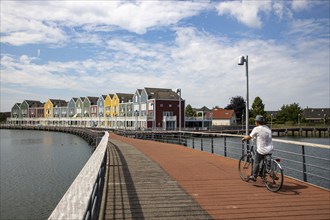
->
[{"left": 249, "top": 125, "right": 273, "bottom": 155}]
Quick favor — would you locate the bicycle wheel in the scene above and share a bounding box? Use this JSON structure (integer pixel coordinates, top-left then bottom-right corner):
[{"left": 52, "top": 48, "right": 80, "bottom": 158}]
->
[
  {"left": 238, "top": 154, "right": 253, "bottom": 181},
  {"left": 263, "top": 160, "right": 283, "bottom": 192}
]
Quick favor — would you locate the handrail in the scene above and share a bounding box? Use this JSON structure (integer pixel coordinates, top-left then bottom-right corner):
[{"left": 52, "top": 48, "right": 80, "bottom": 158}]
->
[
  {"left": 272, "top": 138, "right": 329, "bottom": 149},
  {"left": 48, "top": 132, "right": 109, "bottom": 220}
]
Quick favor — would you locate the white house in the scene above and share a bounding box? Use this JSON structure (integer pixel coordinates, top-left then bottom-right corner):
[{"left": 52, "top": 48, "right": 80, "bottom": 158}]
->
[{"left": 212, "top": 108, "right": 237, "bottom": 126}]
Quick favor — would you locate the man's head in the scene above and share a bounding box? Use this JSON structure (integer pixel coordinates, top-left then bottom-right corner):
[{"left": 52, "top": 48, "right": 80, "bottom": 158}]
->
[{"left": 255, "top": 115, "right": 265, "bottom": 125}]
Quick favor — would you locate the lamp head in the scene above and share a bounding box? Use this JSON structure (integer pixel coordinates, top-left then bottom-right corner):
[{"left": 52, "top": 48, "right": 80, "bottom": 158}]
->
[{"left": 238, "top": 55, "right": 245, "bottom": 65}]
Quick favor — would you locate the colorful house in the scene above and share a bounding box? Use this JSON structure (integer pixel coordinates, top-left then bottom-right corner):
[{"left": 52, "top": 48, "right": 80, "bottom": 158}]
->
[
  {"left": 97, "top": 95, "right": 107, "bottom": 118},
  {"left": 111, "top": 94, "right": 120, "bottom": 117},
  {"left": 68, "top": 98, "right": 78, "bottom": 117},
  {"left": 133, "top": 89, "right": 142, "bottom": 116},
  {"left": 44, "top": 99, "right": 67, "bottom": 118},
  {"left": 117, "top": 93, "right": 134, "bottom": 117},
  {"left": 82, "top": 97, "right": 98, "bottom": 118},
  {"left": 28, "top": 101, "right": 44, "bottom": 118},
  {"left": 20, "top": 100, "right": 43, "bottom": 118},
  {"left": 104, "top": 94, "right": 113, "bottom": 118},
  {"left": 11, "top": 103, "right": 21, "bottom": 118},
  {"left": 53, "top": 100, "right": 68, "bottom": 118},
  {"left": 76, "top": 98, "right": 84, "bottom": 118}
]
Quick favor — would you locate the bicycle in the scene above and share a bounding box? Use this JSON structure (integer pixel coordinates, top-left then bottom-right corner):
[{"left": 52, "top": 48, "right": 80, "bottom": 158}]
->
[{"left": 238, "top": 142, "right": 284, "bottom": 192}]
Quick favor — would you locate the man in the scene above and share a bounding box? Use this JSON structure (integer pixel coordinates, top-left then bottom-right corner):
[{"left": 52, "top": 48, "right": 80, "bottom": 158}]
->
[{"left": 242, "top": 115, "right": 273, "bottom": 181}]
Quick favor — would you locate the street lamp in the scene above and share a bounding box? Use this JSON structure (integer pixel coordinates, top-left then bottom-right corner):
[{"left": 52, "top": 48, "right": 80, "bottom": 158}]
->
[
  {"left": 176, "top": 88, "right": 181, "bottom": 131},
  {"left": 238, "top": 55, "right": 249, "bottom": 136}
]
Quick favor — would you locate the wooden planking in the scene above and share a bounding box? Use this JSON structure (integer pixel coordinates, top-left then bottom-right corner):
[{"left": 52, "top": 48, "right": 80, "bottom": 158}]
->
[
  {"left": 110, "top": 133, "right": 330, "bottom": 220},
  {"left": 102, "top": 139, "right": 211, "bottom": 220}
]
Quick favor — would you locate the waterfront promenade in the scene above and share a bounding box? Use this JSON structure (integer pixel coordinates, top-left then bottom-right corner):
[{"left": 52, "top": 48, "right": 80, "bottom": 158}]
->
[{"left": 103, "top": 133, "right": 330, "bottom": 219}]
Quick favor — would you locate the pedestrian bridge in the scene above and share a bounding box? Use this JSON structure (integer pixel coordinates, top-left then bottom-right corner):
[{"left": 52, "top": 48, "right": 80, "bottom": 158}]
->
[{"left": 48, "top": 130, "right": 330, "bottom": 220}]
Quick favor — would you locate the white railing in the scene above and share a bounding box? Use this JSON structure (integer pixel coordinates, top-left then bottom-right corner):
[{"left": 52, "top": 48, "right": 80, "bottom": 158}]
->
[{"left": 48, "top": 132, "right": 109, "bottom": 220}]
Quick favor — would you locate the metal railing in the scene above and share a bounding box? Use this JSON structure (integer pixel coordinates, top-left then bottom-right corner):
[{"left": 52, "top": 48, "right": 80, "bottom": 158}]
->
[
  {"left": 116, "top": 130, "right": 330, "bottom": 190},
  {"left": 48, "top": 132, "right": 109, "bottom": 220}
]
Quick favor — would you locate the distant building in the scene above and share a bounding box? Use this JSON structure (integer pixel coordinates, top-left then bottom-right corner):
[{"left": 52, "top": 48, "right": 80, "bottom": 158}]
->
[
  {"left": 303, "top": 108, "right": 329, "bottom": 123},
  {"left": 212, "top": 108, "right": 237, "bottom": 126},
  {"left": 193, "top": 106, "right": 212, "bottom": 118}
]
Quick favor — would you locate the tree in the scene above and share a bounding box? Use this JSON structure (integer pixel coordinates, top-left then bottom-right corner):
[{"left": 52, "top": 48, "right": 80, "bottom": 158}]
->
[
  {"left": 276, "top": 103, "right": 303, "bottom": 123},
  {"left": 225, "top": 96, "right": 245, "bottom": 121},
  {"left": 250, "top": 96, "right": 266, "bottom": 119},
  {"left": 185, "top": 104, "right": 196, "bottom": 117}
]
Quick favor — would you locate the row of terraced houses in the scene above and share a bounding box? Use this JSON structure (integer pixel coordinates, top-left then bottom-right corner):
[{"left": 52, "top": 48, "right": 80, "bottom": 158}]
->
[{"left": 9, "top": 88, "right": 186, "bottom": 130}]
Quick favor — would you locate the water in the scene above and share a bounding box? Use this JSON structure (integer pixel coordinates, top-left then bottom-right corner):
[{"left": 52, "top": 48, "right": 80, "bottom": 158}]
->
[
  {"left": 0, "top": 129, "right": 92, "bottom": 220},
  {"left": 185, "top": 136, "right": 330, "bottom": 189}
]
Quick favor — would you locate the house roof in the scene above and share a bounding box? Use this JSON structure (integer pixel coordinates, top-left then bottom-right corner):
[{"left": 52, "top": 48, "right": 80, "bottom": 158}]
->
[
  {"left": 49, "top": 99, "right": 68, "bottom": 107},
  {"left": 136, "top": 89, "right": 143, "bottom": 95},
  {"left": 212, "top": 108, "right": 236, "bottom": 119},
  {"left": 194, "top": 106, "right": 211, "bottom": 112},
  {"left": 70, "top": 97, "right": 78, "bottom": 103},
  {"left": 86, "top": 96, "right": 99, "bottom": 105},
  {"left": 23, "top": 100, "right": 43, "bottom": 108},
  {"left": 116, "top": 93, "right": 134, "bottom": 103},
  {"left": 144, "top": 88, "right": 172, "bottom": 99},
  {"left": 12, "top": 103, "right": 21, "bottom": 108},
  {"left": 144, "top": 88, "right": 182, "bottom": 100},
  {"left": 303, "top": 108, "right": 330, "bottom": 119}
]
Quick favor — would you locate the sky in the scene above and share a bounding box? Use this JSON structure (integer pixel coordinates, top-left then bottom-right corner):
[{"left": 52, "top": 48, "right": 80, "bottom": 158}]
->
[{"left": 1, "top": 0, "right": 329, "bottom": 112}]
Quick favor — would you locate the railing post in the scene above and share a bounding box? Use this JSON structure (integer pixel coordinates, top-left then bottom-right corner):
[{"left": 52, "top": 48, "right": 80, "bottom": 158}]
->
[
  {"left": 201, "top": 138, "right": 203, "bottom": 151},
  {"left": 302, "top": 145, "right": 307, "bottom": 182},
  {"left": 224, "top": 137, "right": 227, "bottom": 157},
  {"left": 211, "top": 137, "right": 214, "bottom": 154},
  {"left": 192, "top": 138, "right": 195, "bottom": 149}
]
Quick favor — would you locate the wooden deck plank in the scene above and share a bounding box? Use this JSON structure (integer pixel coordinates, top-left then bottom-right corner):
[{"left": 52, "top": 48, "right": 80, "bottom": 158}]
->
[
  {"left": 108, "top": 133, "right": 330, "bottom": 220},
  {"left": 101, "top": 137, "right": 211, "bottom": 220}
]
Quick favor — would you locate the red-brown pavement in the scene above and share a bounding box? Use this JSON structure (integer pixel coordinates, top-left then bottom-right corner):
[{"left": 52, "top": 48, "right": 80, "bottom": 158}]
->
[{"left": 109, "top": 133, "right": 330, "bottom": 219}]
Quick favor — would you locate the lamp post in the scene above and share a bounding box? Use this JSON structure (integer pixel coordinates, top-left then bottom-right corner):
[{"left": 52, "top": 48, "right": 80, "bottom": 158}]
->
[
  {"left": 238, "top": 55, "right": 249, "bottom": 136},
  {"left": 176, "top": 88, "right": 181, "bottom": 131}
]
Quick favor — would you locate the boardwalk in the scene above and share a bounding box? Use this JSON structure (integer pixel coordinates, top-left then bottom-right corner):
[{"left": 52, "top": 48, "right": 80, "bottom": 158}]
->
[{"left": 101, "top": 133, "right": 330, "bottom": 219}]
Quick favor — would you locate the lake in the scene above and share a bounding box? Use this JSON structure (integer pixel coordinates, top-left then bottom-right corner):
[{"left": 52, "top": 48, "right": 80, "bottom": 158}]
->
[{"left": 0, "top": 129, "right": 92, "bottom": 220}]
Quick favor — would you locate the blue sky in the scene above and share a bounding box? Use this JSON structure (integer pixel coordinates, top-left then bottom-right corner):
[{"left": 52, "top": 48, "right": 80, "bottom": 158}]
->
[{"left": 1, "top": 0, "right": 329, "bottom": 112}]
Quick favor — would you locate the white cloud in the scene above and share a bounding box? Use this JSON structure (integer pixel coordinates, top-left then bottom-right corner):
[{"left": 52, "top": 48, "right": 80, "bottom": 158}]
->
[
  {"left": 0, "top": 1, "right": 209, "bottom": 46},
  {"left": 216, "top": 0, "right": 272, "bottom": 28},
  {"left": 291, "top": 0, "right": 312, "bottom": 11},
  {"left": 286, "top": 18, "right": 330, "bottom": 39},
  {"left": 1, "top": 1, "right": 329, "bottom": 111},
  {"left": 1, "top": 24, "right": 329, "bottom": 111}
]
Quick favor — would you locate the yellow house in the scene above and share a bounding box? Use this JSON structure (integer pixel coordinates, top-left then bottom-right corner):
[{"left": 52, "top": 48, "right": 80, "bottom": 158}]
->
[
  {"left": 112, "top": 94, "right": 119, "bottom": 117},
  {"left": 104, "top": 94, "right": 113, "bottom": 126},
  {"left": 104, "top": 94, "right": 112, "bottom": 118},
  {"left": 44, "top": 99, "right": 53, "bottom": 119}
]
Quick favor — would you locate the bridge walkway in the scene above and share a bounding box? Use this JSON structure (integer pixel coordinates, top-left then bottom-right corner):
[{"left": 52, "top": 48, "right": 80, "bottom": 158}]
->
[{"left": 101, "top": 133, "right": 330, "bottom": 219}]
